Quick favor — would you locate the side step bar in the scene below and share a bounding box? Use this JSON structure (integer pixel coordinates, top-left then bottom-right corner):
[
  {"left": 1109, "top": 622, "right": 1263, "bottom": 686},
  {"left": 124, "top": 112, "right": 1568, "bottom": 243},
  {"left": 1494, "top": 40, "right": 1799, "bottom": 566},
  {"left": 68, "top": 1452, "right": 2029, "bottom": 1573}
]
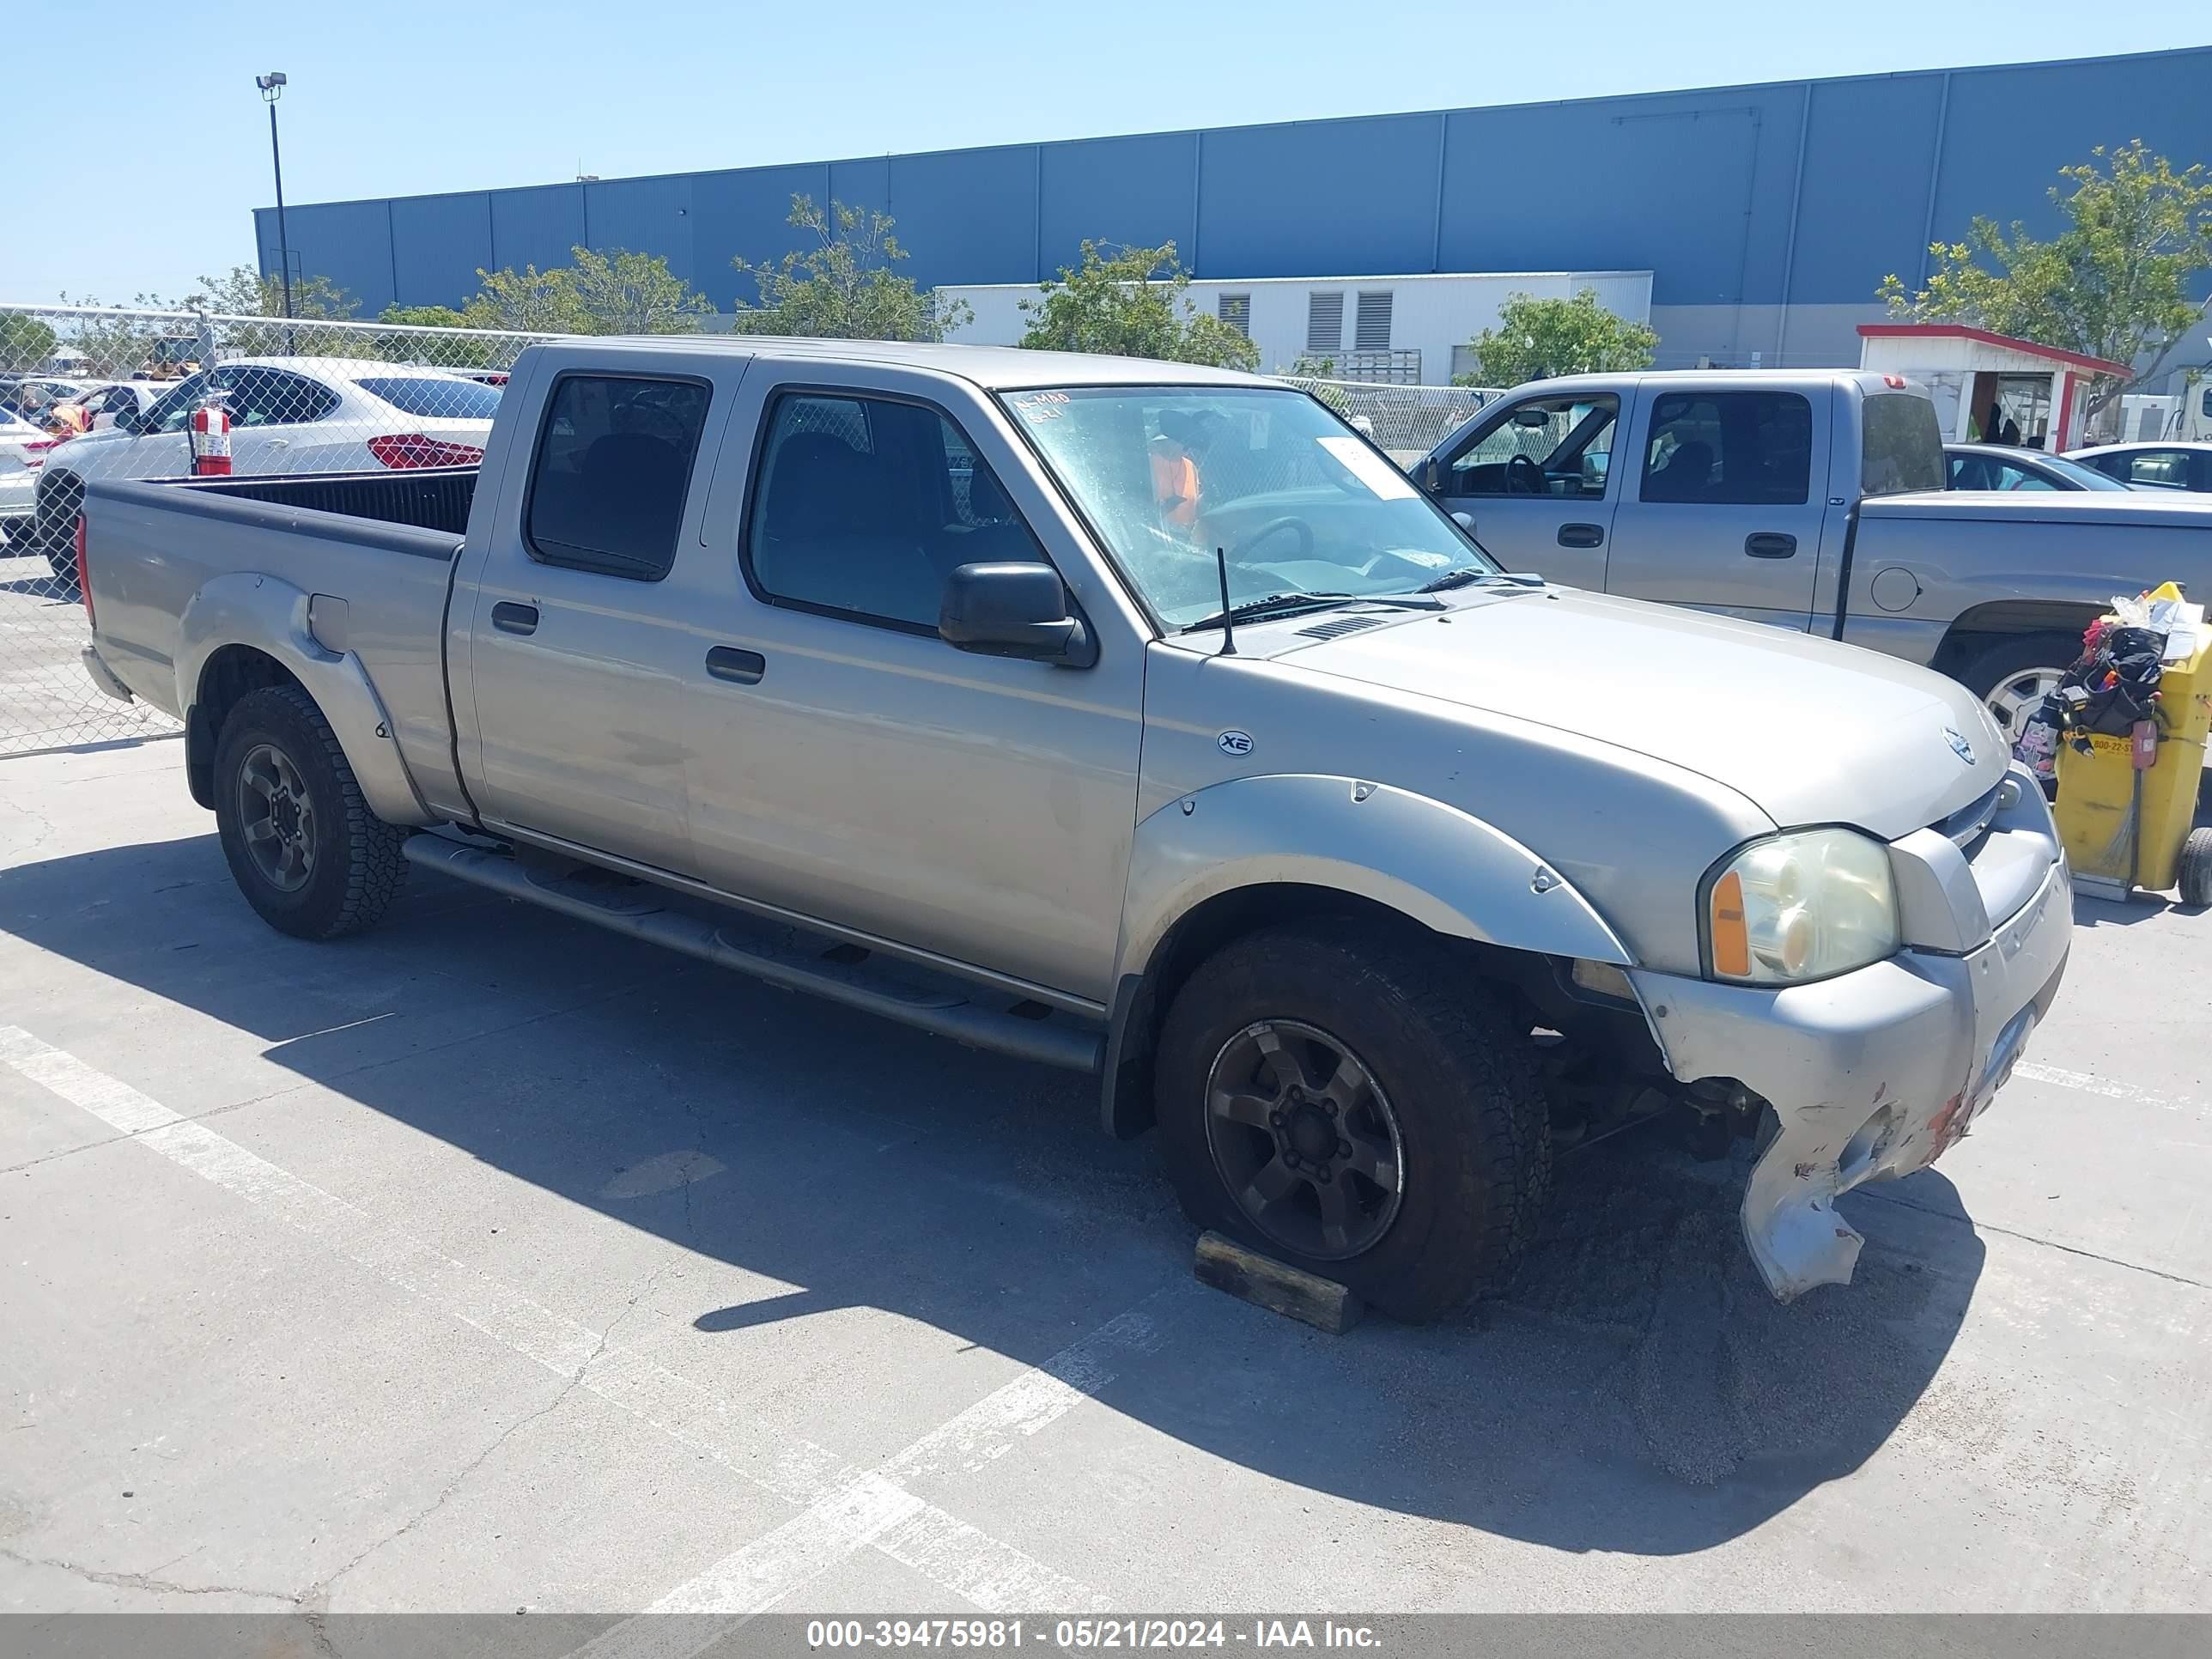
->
[{"left": 403, "top": 835, "right": 1105, "bottom": 1074}]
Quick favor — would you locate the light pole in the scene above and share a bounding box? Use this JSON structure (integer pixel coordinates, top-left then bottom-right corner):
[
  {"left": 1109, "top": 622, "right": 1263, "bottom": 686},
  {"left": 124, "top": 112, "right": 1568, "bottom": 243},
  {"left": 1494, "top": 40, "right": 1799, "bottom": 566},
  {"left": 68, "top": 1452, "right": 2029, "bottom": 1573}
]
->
[{"left": 256, "top": 72, "right": 292, "bottom": 319}]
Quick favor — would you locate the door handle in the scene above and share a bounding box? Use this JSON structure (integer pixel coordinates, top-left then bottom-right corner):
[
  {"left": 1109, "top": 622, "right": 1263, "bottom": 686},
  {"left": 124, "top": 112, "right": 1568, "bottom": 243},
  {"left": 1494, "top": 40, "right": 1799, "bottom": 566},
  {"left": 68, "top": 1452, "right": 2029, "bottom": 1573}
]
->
[
  {"left": 705, "top": 646, "right": 766, "bottom": 685},
  {"left": 1744, "top": 532, "right": 1798, "bottom": 559},
  {"left": 264, "top": 438, "right": 289, "bottom": 448},
  {"left": 490, "top": 601, "right": 538, "bottom": 635},
  {"left": 1557, "top": 523, "right": 1605, "bottom": 549}
]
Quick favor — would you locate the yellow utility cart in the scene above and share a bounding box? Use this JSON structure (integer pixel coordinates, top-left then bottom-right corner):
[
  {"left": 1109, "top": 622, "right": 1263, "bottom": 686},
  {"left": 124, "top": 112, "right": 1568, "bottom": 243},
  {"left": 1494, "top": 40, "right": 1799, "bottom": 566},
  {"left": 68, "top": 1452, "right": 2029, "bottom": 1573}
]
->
[{"left": 2054, "top": 587, "right": 2212, "bottom": 906}]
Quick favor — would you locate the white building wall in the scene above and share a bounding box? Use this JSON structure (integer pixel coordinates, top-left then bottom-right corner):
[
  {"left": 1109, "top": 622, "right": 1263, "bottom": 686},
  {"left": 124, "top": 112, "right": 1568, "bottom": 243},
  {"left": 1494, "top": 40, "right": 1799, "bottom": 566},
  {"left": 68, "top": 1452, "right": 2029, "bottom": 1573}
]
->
[{"left": 938, "top": 270, "right": 1653, "bottom": 384}]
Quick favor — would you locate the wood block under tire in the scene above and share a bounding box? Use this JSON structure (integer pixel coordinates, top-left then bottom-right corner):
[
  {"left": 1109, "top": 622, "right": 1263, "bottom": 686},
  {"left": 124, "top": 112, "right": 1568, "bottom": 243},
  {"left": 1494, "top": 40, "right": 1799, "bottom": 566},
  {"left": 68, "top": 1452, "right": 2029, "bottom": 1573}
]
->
[{"left": 1194, "top": 1230, "right": 1364, "bottom": 1334}]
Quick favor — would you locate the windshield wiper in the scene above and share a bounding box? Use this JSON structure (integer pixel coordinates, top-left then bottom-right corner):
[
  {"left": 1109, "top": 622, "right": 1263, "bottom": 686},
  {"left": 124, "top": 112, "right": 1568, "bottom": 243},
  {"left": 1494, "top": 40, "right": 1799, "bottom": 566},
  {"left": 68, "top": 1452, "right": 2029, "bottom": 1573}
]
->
[
  {"left": 1182, "top": 592, "right": 1358, "bottom": 634},
  {"left": 1415, "top": 568, "right": 1501, "bottom": 593},
  {"left": 1181, "top": 592, "right": 1443, "bottom": 634}
]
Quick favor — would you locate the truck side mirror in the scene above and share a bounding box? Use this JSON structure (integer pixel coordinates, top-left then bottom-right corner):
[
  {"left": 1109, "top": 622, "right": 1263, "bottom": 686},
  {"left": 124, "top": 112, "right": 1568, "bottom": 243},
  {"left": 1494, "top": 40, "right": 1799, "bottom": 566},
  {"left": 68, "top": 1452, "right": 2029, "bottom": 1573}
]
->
[
  {"left": 1420, "top": 457, "right": 1442, "bottom": 493},
  {"left": 939, "top": 562, "right": 1097, "bottom": 668}
]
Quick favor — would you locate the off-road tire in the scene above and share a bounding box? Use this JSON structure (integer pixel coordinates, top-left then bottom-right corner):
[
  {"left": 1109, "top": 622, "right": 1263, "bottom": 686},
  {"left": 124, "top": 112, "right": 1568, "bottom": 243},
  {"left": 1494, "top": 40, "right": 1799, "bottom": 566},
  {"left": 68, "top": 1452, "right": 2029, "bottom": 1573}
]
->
[
  {"left": 1154, "top": 923, "right": 1550, "bottom": 1322},
  {"left": 2180, "top": 827, "right": 2212, "bottom": 908},
  {"left": 33, "top": 470, "right": 84, "bottom": 585},
  {"left": 212, "top": 685, "right": 407, "bottom": 939}
]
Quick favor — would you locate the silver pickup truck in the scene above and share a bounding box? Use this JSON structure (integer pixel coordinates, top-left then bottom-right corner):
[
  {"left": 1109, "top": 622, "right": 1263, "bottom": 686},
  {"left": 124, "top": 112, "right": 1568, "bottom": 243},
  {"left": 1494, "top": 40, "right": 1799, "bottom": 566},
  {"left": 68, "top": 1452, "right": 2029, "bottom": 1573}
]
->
[
  {"left": 76, "top": 338, "right": 2070, "bottom": 1318},
  {"left": 1417, "top": 370, "right": 2212, "bottom": 744}
]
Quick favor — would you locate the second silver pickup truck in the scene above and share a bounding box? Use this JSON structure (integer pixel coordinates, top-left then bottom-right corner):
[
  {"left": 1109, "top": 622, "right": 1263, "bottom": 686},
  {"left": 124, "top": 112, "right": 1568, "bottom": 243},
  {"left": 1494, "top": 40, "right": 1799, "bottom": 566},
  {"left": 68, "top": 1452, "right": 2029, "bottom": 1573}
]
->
[
  {"left": 1417, "top": 369, "right": 2212, "bottom": 745},
  {"left": 76, "top": 338, "right": 2070, "bottom": 1318}
]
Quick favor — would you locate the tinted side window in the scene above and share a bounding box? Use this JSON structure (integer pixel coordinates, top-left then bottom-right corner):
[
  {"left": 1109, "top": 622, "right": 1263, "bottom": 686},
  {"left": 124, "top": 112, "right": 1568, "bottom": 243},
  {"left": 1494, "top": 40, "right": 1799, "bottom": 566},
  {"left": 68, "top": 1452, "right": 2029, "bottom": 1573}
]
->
[
  {"left": 1640, "top": 392, "right": 1811, "bottom": 506},
  {"left": 356, "top": 376, "right": 502, "bottom": 421},
  {"left": 1446, "top": 394, "right": 1618, "bottom": 500},
  {"left": 1861, "top": 392, "right": 1945, "bottom": 495},
  {"left": 745, "top": 392, "right": 1047, "bottom": 630},
  {"left": 2126, "top": 451, "right": 2191, "bottom": 487},
  {"left": 224, "top": 369, "right": 340, "bottom": 428},
  {"left": 525, "top": 374, "right": 710, "bottom": 580},
  {"left": 149, "top": 373, "right": 210, "bottom": 433}
]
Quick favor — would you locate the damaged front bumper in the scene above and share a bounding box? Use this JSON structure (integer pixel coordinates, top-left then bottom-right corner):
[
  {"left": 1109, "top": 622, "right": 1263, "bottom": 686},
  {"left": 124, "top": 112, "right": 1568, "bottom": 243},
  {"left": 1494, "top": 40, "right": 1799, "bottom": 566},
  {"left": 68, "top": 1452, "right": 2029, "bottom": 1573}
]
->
[{"left": 1628, "top": 852, "right": 2071, "bottom": 1301}]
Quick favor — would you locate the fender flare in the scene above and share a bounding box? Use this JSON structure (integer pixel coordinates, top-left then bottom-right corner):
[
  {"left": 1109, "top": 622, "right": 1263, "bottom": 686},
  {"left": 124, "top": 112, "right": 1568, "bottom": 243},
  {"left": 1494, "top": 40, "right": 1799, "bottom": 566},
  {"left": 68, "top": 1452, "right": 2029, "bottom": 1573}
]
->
[
  {"left": 1101, "top": 774, "right": 1630, "bottom": 1135},
  {"left": 176, "top": 572, "right": 432, "bottom": 827}
]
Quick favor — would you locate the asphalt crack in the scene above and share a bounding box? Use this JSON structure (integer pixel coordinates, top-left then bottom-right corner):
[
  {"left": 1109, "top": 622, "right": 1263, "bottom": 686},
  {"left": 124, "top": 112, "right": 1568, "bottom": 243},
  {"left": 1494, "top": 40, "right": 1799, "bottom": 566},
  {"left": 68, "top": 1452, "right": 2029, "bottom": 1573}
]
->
[{"left": 0, "top": 1546, "right": 295, "bottom": 1606}]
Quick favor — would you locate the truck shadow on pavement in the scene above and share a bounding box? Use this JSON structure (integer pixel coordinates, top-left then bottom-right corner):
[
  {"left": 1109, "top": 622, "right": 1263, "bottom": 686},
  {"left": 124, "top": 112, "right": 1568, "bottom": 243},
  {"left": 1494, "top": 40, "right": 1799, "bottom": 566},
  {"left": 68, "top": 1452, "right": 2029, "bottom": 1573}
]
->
[{"left": 0, "top": 834, "right": 1987, "bottom": 1559}]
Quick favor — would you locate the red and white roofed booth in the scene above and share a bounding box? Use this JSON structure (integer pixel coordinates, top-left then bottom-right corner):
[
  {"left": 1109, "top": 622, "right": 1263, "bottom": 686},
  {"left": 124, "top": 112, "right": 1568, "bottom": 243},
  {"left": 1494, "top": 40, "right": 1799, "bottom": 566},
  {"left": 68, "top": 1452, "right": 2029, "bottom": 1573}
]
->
[{"left": 1856, "top": 324, "right": 2130, "bottom": 451}]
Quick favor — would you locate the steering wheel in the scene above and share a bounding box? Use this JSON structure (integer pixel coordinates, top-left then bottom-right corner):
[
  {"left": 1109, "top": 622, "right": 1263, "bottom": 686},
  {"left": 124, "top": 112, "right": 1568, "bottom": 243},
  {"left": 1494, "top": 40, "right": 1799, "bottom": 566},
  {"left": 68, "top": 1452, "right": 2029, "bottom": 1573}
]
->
[
  {"left": 1504, "top": 454, "right": 1547, "bottom": 495},
  {"left": 1224, "top": 516, "right": 1316, "bottom": 563}
]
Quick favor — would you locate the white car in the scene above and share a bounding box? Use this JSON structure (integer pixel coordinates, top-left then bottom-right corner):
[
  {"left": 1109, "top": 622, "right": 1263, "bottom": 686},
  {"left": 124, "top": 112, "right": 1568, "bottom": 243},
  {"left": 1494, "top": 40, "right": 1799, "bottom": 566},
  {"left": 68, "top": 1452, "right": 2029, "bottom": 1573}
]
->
[
  {"left": 2065, "top": 441, "right": 2212, "bottom": 493},
  {"left": 54, "top": 380, "right": 173, "bottom": 434},
  {"left": 0, "top": 407, "right": 58, "bottom": 549},
  {"left": 27, "top": 356, "right": 498, "bottom": 574}
]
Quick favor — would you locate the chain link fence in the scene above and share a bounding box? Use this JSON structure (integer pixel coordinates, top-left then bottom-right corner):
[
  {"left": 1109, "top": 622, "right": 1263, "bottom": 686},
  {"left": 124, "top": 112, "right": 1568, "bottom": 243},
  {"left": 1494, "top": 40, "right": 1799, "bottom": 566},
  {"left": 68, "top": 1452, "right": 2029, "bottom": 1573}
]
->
[
  {"left": 1, "top": 302, "right": 562, "bottom": 757},
  {"left": 0, "top": 301, "right": 1501, "bottom": 759},
  {"left": 1281, "top": 377, "right": 1499, "bottom": 466}
]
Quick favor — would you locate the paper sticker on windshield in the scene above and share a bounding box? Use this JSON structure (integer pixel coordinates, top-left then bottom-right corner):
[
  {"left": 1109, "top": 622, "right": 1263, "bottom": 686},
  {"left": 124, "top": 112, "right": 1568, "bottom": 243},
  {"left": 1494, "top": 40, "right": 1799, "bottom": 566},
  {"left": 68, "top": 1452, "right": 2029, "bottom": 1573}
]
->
[{"left": 1317, "top": 435, "right": 1418, "bottom": 500}]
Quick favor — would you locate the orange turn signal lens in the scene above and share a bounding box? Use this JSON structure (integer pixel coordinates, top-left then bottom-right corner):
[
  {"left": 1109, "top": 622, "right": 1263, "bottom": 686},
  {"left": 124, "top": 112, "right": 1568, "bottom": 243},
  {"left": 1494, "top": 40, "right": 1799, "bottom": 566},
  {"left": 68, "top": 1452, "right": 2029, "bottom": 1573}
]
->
[{"left": 1711, "top": 870, "right": 1750, "bottom": 979}]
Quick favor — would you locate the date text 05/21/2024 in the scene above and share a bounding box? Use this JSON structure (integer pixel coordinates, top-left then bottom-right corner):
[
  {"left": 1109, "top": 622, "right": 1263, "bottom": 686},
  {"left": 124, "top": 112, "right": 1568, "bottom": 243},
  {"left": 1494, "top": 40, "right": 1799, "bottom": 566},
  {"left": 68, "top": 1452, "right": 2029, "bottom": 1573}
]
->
[{"left": 804, "top": 1619, "right": 1384, "bottom": 1650}]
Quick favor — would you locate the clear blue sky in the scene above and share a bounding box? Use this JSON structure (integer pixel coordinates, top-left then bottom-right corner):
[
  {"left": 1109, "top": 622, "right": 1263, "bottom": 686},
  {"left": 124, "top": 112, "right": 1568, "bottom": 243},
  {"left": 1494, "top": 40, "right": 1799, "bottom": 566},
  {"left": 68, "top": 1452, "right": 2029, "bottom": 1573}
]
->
[{"left": 10, "top": 2, "right": 2208, "bottom": 306}]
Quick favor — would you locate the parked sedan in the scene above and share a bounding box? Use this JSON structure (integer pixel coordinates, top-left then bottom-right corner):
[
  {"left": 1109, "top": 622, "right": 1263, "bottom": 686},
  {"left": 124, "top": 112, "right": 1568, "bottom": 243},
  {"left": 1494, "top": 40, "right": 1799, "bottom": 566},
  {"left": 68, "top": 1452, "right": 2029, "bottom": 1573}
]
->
[
  {"left": 26, "top": 358, "right": 498, "bottom": 575},
  {"left": 2067, "top": 441, "right": 2212, "bottom": 492},
  {"left": 50, "top": 380, "right": 172, "bottom": 434},
  {"left": 1943, "top": 442, "right": 2145, "bottom": 493},
  {"left": 1, "top": 407, "right": 58, "bottom": 548}
]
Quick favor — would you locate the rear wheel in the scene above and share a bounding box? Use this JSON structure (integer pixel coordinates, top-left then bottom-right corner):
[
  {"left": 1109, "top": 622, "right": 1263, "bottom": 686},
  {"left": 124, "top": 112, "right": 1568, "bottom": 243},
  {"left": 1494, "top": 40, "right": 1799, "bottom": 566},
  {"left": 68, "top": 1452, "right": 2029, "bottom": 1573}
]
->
[
  {"left": 1154, "top": 923, "right": 1548, "bottom": 1322},
  {"left": 212, "top": 685, "right": 407, "bottom": 939},
  {"left": 2180, "top": 828, "right": 2212, "bottom": 908},
  {"left": 1963, "top": 632, "right": 2082, "bottom": 747},
  {"left": 33, "top": 469, "right": 85, "bottom": 584}
]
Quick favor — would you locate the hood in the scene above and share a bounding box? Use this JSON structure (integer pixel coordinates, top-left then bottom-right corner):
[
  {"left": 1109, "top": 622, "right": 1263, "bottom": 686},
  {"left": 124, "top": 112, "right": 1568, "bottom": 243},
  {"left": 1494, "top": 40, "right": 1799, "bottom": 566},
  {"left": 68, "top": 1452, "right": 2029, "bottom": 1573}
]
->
[{"left": 1276, "top": 587, "right": 2007, "bottom": 840}]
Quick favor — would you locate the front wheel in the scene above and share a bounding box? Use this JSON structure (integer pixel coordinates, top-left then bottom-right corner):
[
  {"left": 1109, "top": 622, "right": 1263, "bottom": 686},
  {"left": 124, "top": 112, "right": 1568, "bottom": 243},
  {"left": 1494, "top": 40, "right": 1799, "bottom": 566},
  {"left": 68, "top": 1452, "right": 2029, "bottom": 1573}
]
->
[
  {"left": 212, "top": 685, "right": 408, "bottom": 939},
  {"left": 1963, "top": 632, "right": 2082, "bottom": 748},
  {"left": 1153, "top": 924, "right": 1549, "bottom": 1322}
]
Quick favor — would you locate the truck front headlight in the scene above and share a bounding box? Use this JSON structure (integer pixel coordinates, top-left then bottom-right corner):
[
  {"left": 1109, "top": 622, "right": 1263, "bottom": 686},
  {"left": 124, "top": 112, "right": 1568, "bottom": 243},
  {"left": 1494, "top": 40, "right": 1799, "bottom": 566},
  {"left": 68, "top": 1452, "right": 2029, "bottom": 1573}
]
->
[{"left": 1705, "top": 828, "right": 1899, "bottom": 985}]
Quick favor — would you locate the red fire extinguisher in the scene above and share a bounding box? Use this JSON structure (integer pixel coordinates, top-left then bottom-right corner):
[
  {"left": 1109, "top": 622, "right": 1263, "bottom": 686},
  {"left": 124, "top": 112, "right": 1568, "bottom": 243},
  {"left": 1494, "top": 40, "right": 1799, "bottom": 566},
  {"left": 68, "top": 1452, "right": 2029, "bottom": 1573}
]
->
[{"left": 188, "top": 403, "right": 232, "bottom": 477}]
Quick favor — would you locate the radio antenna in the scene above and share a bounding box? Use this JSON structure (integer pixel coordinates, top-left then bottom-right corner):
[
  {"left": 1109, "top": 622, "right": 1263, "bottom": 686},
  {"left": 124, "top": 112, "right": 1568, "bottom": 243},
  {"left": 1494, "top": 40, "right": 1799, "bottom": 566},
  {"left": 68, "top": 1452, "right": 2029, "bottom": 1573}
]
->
[{"left": 1213, "top": 545, "right": 1237, "bottom": 656}]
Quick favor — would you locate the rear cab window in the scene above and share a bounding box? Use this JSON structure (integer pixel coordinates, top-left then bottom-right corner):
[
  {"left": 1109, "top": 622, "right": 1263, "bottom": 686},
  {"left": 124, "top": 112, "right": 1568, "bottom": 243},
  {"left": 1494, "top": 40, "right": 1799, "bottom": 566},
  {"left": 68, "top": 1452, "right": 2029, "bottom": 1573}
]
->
[
  {"left": 525, "top": 374, "right": 712, "bottom": 580},
  {"left": 1861, "top": 392, "right": 1944, "bottom": 495},
  {"left": 1639, "top": 391, "right": 1812, "bottom": 505}
]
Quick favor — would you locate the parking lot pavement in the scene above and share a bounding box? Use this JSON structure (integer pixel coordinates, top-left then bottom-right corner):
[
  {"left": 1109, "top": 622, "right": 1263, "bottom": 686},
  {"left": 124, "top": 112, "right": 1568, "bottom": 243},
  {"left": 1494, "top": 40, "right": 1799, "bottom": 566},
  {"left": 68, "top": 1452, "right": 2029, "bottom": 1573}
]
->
[
  {"left": 0, "top": 553, "right": 177, "bottom": 757},
  {"left": 2, "top": 739, "right": 2209, "bottom": 1622}
]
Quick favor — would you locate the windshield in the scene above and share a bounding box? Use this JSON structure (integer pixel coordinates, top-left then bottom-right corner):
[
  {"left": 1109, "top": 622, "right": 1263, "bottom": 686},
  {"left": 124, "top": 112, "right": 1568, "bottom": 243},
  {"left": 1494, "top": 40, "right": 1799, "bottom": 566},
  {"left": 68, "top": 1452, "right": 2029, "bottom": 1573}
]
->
[
  {"left": 1003, "top": 386, "right": 1494, "bottom": 629},
  {"left": 2036, "top": 453, "right": 2132, "bottom": 490}
]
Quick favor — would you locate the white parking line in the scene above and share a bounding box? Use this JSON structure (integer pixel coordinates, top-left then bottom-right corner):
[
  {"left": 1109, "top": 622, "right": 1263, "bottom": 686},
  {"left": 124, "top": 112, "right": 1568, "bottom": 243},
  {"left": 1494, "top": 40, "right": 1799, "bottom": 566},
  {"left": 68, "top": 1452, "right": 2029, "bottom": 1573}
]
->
[
  {"left": 0, "top": 1024, "right": 1146, "bottom": 1615},
  {"left": 2016, "top": 1060, "right": 2203, "bottom": 1119},
  {"left": 581, "top": 1308, "right": 1160, "bottom": 1649}
]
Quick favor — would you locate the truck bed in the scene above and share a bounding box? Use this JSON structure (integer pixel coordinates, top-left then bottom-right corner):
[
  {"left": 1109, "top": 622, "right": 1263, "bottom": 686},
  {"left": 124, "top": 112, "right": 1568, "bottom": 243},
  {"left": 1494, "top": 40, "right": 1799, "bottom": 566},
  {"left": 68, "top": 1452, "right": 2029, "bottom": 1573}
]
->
[{"left": 80, "top": 472, "right": 472, "bottom": 815}]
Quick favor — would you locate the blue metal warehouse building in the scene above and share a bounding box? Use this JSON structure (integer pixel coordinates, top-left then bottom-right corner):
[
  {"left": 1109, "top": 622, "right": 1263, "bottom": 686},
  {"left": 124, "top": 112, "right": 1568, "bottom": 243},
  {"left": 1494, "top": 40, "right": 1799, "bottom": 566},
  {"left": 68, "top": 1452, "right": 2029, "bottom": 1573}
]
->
[{"left": 260, "top": 46, "right": 2212, "bottom": 374}]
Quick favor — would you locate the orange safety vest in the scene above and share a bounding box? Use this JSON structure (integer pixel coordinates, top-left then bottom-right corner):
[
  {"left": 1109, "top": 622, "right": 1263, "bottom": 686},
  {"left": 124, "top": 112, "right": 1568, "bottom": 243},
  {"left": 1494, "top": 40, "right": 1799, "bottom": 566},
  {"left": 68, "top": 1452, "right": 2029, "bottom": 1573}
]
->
[{"left": 1150, "top": 447, "right": 1200, "bottom": 529}]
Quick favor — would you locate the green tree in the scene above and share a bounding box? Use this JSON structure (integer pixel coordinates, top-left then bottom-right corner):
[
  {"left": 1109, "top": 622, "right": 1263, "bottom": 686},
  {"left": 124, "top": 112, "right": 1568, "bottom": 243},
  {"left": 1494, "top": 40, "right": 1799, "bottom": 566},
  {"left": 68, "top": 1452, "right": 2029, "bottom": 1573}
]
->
[
  {"left": 376, "top": 304, "right": 505, "bottom": 368},
  {"left": 568, "top": 246, "right": 715, "bottom": 334},
  {"left": 1458, "top": 289, "right": 1659, "bottom": 386},
  {"left": 0, "top": 311, "right": 58, "bottom": 371},
  {"left": 459, "top": 247, "right": 714, "bottom": 337},
  {"left": 186, "top": 264, "right": 357, "bottom": 320},
  {"left": 1017, "top": 240, "right": 1260, "bottom": 370},
  {"left": 732, "top": 196, "right": 966, "bottom": 341},
  {"left": 459, "top": 264, "right": 592, "bottom": 335},
  {"left": 1877, "top": 140, "right": 2212, "bottom": 411},
  {"left": 53, "top": 289, "right": 194, "bottom": 378}
]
